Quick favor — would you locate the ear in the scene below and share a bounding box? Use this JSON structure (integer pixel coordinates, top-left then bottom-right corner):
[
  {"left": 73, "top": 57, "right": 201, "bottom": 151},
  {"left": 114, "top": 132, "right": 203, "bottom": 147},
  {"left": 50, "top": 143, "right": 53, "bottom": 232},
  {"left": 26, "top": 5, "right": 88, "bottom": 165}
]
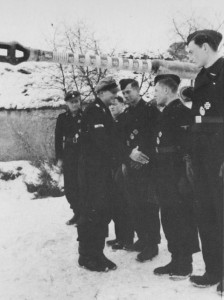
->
[
  {"left": 202, "top": 43, "right": 209, "bottom": 52},
  {"left": 164, "top": 86, "right": 169, "bottom": 94}
]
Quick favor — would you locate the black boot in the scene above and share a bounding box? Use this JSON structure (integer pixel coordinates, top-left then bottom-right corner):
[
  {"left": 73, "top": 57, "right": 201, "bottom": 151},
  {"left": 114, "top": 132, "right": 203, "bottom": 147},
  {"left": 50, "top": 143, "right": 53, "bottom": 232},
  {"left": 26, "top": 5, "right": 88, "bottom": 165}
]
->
[
  {"left": 217, "top": 280, "right": 224, "bottom": 295},
  {"left": 97, "top": 253, "right": 117, "bottom": 270},
  {"left": 78, "top": 254, "right": 107, "bottom": 272},
  {"left": 170, "top": 255, "right": 193, "bottom": 279},
  {"left": 96, "top": 239, "right": 117, "bottom": 271},
  {"left": 78, "top": 241, "right": 109, "bottom": 272},
  {"left": 66, "top": 214, "right": 79, "bottom": 225},
  {"left": 154, "top": 255, "right": 178, "bottom": 276},
  {"left": 106, "top": 239, "right": 117, "bottom": 247},
  {"left": 112, "top": 240, "right": 124, "bottom": 250},
  {"left": 111, "top": 238, "right": 133, "bottom": 250},
  {"left": 154, "top": 255, "right": 192, "bottom": 278},
  {"left": 124, "top": 239, "right": 146, "bottom": 252},
  {"left": 190, "top": 272, "right": 220, "bottom": 287},
  {"left": 136, "top": 244, "right": 159, "bottom": 262}
]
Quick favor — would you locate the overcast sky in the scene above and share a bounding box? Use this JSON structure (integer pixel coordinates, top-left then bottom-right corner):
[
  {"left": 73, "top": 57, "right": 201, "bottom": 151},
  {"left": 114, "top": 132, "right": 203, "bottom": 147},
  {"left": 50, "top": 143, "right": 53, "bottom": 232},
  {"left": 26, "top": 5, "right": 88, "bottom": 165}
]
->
[{"left": 0, "top": 0, "right": 224, "bottom": 54}]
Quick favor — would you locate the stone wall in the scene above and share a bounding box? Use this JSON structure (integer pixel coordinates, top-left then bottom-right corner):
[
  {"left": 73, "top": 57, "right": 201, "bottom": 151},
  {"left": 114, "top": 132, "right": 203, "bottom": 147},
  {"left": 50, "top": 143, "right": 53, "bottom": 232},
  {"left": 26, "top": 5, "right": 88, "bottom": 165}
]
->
[{"left": 0, "top": 108, "right": 64, "bottom": 161}]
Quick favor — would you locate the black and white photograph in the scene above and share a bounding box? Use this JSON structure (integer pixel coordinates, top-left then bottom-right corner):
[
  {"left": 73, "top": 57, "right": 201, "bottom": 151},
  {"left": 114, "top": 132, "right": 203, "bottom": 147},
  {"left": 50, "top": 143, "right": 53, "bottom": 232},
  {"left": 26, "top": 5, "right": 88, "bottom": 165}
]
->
[{"left": 0, "top": 0, "right": 224, "bottom": 299}]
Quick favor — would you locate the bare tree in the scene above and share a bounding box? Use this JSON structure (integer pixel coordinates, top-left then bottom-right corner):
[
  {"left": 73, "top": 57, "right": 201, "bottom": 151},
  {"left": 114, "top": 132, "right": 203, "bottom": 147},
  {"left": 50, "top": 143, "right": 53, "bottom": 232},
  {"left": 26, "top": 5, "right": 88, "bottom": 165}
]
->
[
  {"left": 168, "top": 11, "right": 224, "bottom": 61},
  {"left": 45, "top": 21, "right": 109, "bottom": 105}
]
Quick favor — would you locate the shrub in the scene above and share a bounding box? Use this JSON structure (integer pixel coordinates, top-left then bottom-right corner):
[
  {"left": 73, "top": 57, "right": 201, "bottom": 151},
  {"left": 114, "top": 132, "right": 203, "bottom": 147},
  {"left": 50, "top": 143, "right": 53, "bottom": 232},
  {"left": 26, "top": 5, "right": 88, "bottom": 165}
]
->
[
  {"left": 0, "top": 170, "right": 21, "bottom": 181},
  {"left": 25, "top": 160, "right": 64, "bottom": 199}
]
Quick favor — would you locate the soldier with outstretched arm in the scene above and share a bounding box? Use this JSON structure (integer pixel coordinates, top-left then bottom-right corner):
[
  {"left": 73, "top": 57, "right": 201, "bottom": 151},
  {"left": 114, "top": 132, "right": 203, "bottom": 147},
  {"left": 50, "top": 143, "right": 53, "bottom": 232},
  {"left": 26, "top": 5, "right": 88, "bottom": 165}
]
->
[{"left": 187, "top": 29, "right": 224, "bottom": 292}]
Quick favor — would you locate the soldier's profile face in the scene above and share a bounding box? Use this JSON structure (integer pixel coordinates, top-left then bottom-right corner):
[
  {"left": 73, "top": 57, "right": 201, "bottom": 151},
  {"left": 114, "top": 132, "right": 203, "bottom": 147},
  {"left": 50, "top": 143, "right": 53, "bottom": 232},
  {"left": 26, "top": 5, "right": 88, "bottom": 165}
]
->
[
  {"left": 154, "top": 83, "right": 167, "bottom": 106},
  {"left": 122, "top": 83, "right": 139, "bottom": 106},
  {"left": 187, "top": 41, "right": 207, "bottom": 68}
]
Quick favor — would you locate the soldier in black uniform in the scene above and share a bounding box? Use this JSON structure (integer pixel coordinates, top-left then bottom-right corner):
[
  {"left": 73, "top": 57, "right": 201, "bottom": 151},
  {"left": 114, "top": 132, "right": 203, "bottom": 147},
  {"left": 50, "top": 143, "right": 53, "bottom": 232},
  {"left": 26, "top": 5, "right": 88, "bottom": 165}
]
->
[
  {"left": 119, "top": 79, "right": 161, "bottom": 262},
  {"left": 187, "top": 30, "right": 224, "bottom": 290},
  {"left": 153, "top": 74, "right": 200, "bottom": 278},
  {"left": 55, "top": 91, "right": 82, "bottom": 225},
  {"left": 77, "top": 77, "right": 120, "bottom": 272},
  {"left": 107, "top": 96, "right": 135, "bottom": 250}
]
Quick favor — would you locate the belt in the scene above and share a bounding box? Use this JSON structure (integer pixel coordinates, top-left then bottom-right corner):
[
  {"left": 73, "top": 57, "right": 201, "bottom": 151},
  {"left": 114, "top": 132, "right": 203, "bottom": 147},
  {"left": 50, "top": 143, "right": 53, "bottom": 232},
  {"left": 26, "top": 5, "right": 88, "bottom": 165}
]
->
[
  {"left": 195, "top": 116, "right": 224, "bottom": 124},
  {"left": 65, "top": 137, "right": 78, "bottom": 144},
  {"left": 156, "top": 145, "right": 179, "bottom": 154}
]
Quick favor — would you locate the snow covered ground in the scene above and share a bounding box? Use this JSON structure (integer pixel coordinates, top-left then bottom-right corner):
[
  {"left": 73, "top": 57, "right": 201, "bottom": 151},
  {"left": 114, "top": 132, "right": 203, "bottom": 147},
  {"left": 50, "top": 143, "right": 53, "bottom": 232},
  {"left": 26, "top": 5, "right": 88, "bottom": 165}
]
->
[{"left": 0, "top": 161, "right": 221, "bottom": 300}]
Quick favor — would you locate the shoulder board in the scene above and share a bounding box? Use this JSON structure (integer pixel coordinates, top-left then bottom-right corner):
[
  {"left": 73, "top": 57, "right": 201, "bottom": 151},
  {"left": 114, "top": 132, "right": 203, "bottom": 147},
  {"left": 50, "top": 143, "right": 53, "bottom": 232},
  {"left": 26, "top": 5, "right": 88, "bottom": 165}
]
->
[{"left": 57, "top": 111, "right": 68, "bottom": 119}]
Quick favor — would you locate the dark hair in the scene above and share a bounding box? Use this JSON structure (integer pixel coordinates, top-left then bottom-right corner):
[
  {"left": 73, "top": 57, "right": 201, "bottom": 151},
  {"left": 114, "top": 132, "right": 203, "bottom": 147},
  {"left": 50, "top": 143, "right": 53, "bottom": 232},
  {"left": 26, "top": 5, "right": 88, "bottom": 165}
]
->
[
  {"left": 119, "top": 79, "right": 139, "bottom": 90},
  {"left": 193, "top": 34, "right": 218, "bottom": 51},
  {"left": 99, "top": 82, "right": 119, "bottom": 93},
  {"left": 158, "top": 78, "right": 178, "bottom": 93},
  {"left": 187, "top": 30, "right": 222, "bottom": 52},
  {"left": 116, "top": 96, "right": 124, "bottom": 103}
]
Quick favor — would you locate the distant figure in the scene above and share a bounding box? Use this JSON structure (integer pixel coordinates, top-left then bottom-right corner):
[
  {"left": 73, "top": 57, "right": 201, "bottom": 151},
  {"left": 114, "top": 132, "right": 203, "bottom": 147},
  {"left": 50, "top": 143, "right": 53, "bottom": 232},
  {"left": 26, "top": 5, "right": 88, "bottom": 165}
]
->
[{"left": 55, "top": 91, "right": 82, "bottom": 225}]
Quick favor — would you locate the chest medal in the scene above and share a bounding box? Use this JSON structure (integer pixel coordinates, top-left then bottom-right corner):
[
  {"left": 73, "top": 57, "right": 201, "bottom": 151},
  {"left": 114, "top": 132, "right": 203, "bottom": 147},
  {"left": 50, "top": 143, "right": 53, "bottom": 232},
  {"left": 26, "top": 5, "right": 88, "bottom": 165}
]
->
[
  {"left": 204, "top": 102, "right": 211, "bottom": 110},
  {"left": 199, "top": 106, "right": 205, "bottom": 116}
]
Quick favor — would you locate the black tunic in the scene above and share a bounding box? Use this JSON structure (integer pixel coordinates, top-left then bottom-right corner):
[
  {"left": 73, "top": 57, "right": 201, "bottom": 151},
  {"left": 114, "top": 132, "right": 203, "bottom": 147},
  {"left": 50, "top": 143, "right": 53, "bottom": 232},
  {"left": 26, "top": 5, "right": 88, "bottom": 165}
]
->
[
  {"left": 77, "top": 98, "right": 118, "bottom": 242},
  {"left": 55, "top": 109, "right": 82, "bottom": 213},
  {"left": 190, "top": 57, "right": 224, "bottom": 277},
  {"left": 155, "top": 99, "right": 199, "bottom": 256},
  {"left": 121, "top": 99, "right": 161, "bottom": 244}
]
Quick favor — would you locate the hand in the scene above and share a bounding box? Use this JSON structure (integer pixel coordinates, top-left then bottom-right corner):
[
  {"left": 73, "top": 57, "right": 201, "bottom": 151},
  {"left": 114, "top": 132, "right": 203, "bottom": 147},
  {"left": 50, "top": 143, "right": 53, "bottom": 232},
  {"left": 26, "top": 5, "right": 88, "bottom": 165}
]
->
[
  {"left": 122, "top": 164, "right": 128, "bottom": 176},
  {"left": 55, "top": 159, "right": 63, "bottom": 174},
  {"left": 183, "top": 154, "right": 194, "bottom": 186},
  {"left": 219, "top": 161, "right": 224, "bottom": 177},
  {"left": 129, "top": 146, "right": 149, "bottom": 165}
]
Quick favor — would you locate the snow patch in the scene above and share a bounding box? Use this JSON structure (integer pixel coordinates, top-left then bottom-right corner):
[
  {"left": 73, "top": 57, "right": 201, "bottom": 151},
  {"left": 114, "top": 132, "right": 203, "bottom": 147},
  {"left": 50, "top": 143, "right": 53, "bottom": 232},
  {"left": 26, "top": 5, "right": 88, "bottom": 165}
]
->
[{"left": 0, "top": 160, "right": 220, "bottom": 300}]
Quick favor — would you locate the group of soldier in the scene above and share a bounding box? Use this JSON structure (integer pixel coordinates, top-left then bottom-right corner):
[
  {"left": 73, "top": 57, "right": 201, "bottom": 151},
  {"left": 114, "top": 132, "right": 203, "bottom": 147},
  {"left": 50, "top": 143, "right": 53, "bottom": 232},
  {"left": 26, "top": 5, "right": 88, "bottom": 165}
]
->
[{"left": 54, "top": 29, "right": 224, "bottom": 294}]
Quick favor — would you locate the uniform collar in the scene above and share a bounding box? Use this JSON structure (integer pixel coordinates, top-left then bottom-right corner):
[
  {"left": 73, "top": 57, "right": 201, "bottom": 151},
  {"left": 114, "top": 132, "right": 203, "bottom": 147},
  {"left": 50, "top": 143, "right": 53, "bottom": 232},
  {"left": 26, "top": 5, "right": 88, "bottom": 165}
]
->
[
  {"left": 66, "top": 108, "right": 82, "bottom": 118},
  {"left": 204, "top": 56, "right": 224, "bottom": 76},
  {"left": 95, "top": 98, "right": 112, "bottom": 116},
  {"left": 163, "top": 99, "right": 181, "bottom": 111},
  {"left": 96, "top": 98, "right": 108, "bottom": 110},
  {"left": 129, "top": 98, "right": 145, "bottom": 111},
  {"left": 195, "top": 57, "right": 224, "bottom": 90}
]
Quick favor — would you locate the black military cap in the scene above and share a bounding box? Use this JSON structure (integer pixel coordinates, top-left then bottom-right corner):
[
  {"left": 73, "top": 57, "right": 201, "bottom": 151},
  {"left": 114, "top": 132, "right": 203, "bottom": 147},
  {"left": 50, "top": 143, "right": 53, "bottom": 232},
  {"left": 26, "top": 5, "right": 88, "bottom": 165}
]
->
[
  {"left": 95, "top": 76, "right": 119, "bottom": 93},
  {"left": 65, "top": 91, "right": 81, "bottom": 101},
  {"left": 186, "top": 29, "right": 222, "bottom": 48},
  {"left": 154, "top": 74, "right": 181, "bottom": 86},
  {"left": 119, "top": 78, "right": 139, "bottom": 90}
]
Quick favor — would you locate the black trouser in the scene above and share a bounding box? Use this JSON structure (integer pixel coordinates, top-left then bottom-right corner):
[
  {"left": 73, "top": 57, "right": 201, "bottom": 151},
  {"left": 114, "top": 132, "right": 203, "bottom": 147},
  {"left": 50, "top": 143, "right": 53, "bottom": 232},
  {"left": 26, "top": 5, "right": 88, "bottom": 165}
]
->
[
  {"left": 63, "top": 145, "right": 80, "bottom": 215},
  {"left": 112, "top": 165, "right": 134, "bottom": 244},
  {"left": 126, "top": 165, "right": 161, "bottom": 245},
  {"left": 191, "top": 129, "right": 223, "bottom": 277},
  {"left": 156, "top": 153, "right": 200, "bottom": 258},
  {"left": 77, "top": 157, "right": 113, "bottom": 255},
  {"left": 79, "top": 238, "right": 106, "bottom": 258}
]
